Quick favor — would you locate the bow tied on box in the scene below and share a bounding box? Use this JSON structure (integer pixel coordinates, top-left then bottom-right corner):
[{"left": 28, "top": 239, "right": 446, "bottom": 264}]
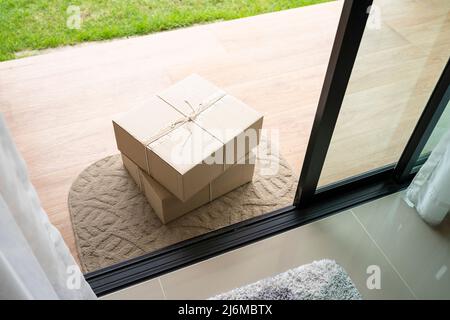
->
[
  {"left": 143, "top": 90, "right": 227, "bottom": 173},
  {"left": 113, "top": 74, "right": 263, "bottom": 202}
]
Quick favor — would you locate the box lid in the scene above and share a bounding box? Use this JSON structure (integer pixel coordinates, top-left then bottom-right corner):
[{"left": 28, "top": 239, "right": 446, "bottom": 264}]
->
[
  {"left": 148, "top": 120, "right": 223, "bottom": 175},
  {"left": 158, "top": 74, "right": 263, "bottom": 158},
  {"left": 113, "top": 96, "right": 183, "bottom": 143},
  {"left": 158, "top": 74, "right": 224, "bottom": 116}
]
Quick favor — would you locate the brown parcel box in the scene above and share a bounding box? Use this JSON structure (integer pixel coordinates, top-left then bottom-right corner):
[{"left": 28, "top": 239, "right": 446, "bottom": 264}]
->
[
  {"left": 121, "top": 152, "right": 256, "bottom": 224},
  {"left": 113, "top": 74, "right": 263, "bottom": 202}
]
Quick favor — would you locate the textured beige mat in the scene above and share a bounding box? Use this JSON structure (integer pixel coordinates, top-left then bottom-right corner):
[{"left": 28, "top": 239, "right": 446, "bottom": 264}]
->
[{"left": 68, "top": 141, "right": 297, "bottom": 273}]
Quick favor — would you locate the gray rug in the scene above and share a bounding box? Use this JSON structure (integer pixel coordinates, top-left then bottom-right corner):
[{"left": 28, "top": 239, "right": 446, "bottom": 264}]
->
[
  {"left": 68, "top": 138, "right": 297, "bottom": 273},
  {"left": 210, "top": 260, "right": 362, "bottom": 300}
]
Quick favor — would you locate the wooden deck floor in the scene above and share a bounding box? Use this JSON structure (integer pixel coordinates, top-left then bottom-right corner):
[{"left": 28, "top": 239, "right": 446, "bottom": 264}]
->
[{"left": 1, "top": 0, "right": 449, "bottom": 265}]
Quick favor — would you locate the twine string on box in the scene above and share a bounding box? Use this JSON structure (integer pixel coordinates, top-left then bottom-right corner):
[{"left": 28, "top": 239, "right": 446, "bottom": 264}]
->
[{"left": 143, "top": 91, "right": 226, "bottom": 174}]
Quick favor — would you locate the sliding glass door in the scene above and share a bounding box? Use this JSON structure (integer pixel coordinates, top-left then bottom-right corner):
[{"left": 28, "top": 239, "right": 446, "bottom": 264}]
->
[
  {"left": 395, "top": 60, "right": 450, "bottom": 181},
  {"left": 318, "top": 0, "right": 450, "bottom": 188},
  {"left": 422, "top": 102, "right": 450, "bottom": 156},
  {"left": 296, "top": 0, "right": 450, "bottom": 205}
]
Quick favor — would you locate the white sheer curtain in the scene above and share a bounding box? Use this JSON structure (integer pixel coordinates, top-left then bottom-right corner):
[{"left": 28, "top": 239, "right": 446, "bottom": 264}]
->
[
  {"left": 0, "top": 115, "right": 96, "bottom": 300},
  {"left": 405, "top": 129, "right": 450, "bottom": 225}
]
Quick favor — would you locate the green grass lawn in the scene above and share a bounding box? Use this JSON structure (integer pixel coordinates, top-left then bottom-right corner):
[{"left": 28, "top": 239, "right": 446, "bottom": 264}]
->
[{"left": 0, "top": 0, "right": 331, "bottom": 62}]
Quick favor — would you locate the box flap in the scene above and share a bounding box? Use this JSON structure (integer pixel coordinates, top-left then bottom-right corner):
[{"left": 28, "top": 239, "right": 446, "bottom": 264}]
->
[
  {"left": 113, "top": 96, "right": 183, "bottom": 143},
  {"left": 148, "top": 120, "right": 223, "bottom": 175},
  {"left": 194, "top": 94, "right": 263, "bottom": 144},
  {"left": 158, "top": 74, "right": 224, "bottom": 116}
]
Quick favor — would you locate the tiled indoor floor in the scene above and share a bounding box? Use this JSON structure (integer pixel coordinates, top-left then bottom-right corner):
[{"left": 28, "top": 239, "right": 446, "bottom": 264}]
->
[{"left": 103, "top": 191, "right": 450, "bottom": 300}]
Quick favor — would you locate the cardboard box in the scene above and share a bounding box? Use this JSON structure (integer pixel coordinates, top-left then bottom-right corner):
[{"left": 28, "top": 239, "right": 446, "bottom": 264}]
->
[
  {"left": 122, "top": 152, "right": 256, "bottom": 224},
  {"left": 113, "top": 74, "right": 263, "bottom": 201}
]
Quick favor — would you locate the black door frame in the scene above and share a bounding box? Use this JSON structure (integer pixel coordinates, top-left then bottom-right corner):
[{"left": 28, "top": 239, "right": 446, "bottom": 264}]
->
[
  {"left": 86, "top": 0, "right": 450, "bottom": 296},
  {"left": 294, "top": 0, "right": 373, "bottom": 206}
]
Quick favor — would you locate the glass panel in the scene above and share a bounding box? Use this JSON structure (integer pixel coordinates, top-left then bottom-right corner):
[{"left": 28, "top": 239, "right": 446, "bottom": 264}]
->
[
  {"left": 420, "top": 98, "right": 450, "bottom": 157},
  {"left": 318, "top": 0, "right": 450, "bottom": 187}
]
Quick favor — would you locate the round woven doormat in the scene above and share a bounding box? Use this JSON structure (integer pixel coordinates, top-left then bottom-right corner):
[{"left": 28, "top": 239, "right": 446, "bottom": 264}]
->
[{"left": 68, "top": 141, "right": 297, "bottom": 273}]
